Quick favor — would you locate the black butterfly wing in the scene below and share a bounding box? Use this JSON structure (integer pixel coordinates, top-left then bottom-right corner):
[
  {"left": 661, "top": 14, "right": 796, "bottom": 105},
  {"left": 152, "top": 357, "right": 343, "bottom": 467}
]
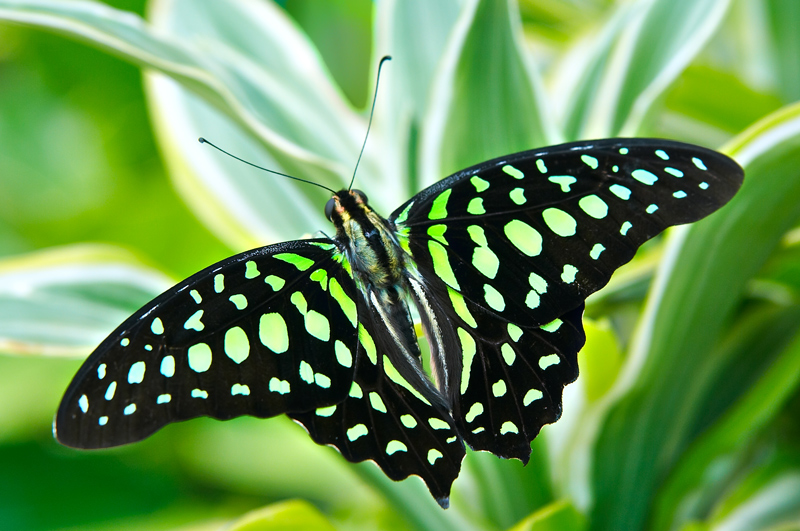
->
[
  {"left": 392, "top": 138, "right": 743, "bottom": 459},
  {"left": 56, "top": 239, "right": 362, "bottom": 448},
  {"left": 290, "top": 305, "right": 465, "bottom": 507}
]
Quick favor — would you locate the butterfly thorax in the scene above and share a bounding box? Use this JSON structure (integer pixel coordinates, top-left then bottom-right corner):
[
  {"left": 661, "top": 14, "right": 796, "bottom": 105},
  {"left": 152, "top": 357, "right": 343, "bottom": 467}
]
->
[{"left": 328, "top": 189, "right": 408, "bottom": 292}]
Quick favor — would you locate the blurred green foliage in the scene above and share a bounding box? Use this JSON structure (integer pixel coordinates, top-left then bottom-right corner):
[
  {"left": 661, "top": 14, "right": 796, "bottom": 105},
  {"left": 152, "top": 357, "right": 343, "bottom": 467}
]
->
[{"left": 0, "top": 1, "right": 799, "bottom": 530}]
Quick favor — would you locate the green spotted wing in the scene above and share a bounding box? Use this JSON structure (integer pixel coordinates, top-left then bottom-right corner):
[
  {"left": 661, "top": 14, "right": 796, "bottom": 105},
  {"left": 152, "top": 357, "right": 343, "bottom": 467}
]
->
[{"left": 391, "top": 138, "right": 743, "bottom": 459}]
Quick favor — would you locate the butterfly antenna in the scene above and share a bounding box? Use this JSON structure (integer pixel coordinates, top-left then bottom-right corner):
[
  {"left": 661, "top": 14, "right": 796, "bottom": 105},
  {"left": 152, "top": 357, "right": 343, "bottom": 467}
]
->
[
  {"left": 349, "top": 55, "right": 391, "bottom": 191},
  {"left": 198, "top": 137, "right": 336, "bottom": 194}
]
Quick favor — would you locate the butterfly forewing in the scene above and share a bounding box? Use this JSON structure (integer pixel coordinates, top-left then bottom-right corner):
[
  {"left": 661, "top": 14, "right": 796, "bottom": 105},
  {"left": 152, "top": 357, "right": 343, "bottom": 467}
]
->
[{"left": 56, "top": 240, "right": 361, "bottom": 448}]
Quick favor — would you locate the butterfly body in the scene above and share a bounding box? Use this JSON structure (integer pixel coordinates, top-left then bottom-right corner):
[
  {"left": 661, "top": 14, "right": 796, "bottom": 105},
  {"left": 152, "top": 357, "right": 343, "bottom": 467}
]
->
[{"left": 56, "top": 138, "right": 743, "bottom": 507}]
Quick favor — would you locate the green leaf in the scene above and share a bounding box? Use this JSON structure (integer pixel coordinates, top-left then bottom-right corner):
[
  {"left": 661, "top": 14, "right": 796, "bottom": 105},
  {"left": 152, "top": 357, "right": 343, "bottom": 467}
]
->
[
  {"left": 589, "top": 101, "right": 800, "bottom": 530},
  {"left": 223, "top": 500, "right": 337, "bottom": 531},
  {"left": 508, "top": 499, "right": 586, "bottom": 531},
  {"left": 0, "top": 244, "right": 169, "bottom": 356},
  {"left": 422, "top": 0, "right": 553, "bottom": 187},
  {"left": 559, "top": 0, "right": 734, "bottom": 138}
]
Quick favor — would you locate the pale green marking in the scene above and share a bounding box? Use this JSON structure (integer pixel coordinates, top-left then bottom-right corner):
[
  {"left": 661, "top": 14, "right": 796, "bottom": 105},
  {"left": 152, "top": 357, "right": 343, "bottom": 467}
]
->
[
  {"left": 383, "top": 355, "right": 431, "bottom": 405},
  {"left": 394, "top": 201, "right": 414, "bottom": 224},
  {"left": 428, "top": 240, "right": 460, "bottom": 290},
  {"left": 590, "top": 243, "right": 605, "bottom": 260},
  {"left": 428, "top": 449, "right": 443, "bottom": 465},
  {"left": 190, "top": 289, "right": 202, "bottom": 303},
  {"left": 400, "top": 415, "right": 417, "bottom": 428},
  {"left": 509, "top": 187, "right": 526, "bottom": 205},
  {"left": 347, "top": 424, "right": 368, "bottom": 441},
  {"left": 561, "top": 264, "right": 578, "bottom": 283},
  {"left": 473, "top": 246, "right": 499, "bottom": 279},
  {"left": 459, "top": 328, "right": 476, "bottom": 395},
  {"left": 124, "top": 403, "right": 136, "bottom": 415},
  {"left": 329, "top": 278, "right": 357, "bottom": 327},
  {"left": 524, "top": 388, "right": 543, "bottom": 406},
  {"left": 467, "top": 197, "right": 485, "bottom": 215},
  {"left": 97, "top": 364, "right": 106, "bottom": 380},
  {"left": 507, "top": 323, "right": 523, "bottom": 342},
  {"left": 349, "top": 381, "right": 363, "bottom": 399},
  {"left": 98, "top": 416, "right": 108, "bottom": 426},
  {"left": 274, "top": 253, "right": 314, "bottom": 271},
  {"left": 526, "top": 290, "right": 540, "bottom": 309},
  {"left": 483, "top": 284, "right": 505, "bottom": 312},
  {"left": 467, "top": 225, "right": 487, "bottom": 247},
  {"left": 160, "top": 356, "right": 175, "bottom": 377},
  {"left": 369, "top": 392, "right": 387, "bottom": 413},
  {"left": 503, "top": 164, "right": 524, "bottom": 179},
  {"left": 646, "top": 204, "right": 659, "bottom": 214},
  {"left": 500, "top": 421, "right": 519, "bottom": 434},
  {"left": 128, "top": 361, "right": 145, "bottom": 384},
  {"left": 529, "top": 272, "right": 548, "bottom": 294},
  {"left": 157, "top": 394, "right": 171, "bottom": 404},
  {"left": 428, "top": 418, "right": 450, "bottom": 430},
  {"left": 536, "top": 158, "right": 547, "bottom": 173},
  {"left": 674, "top": 190, "right": 687, "bottom": 199},
  {"left": 581, "top": 154, "right": 599, "bottom": 169},
  {"left": 692, "top": 157, "right": 707, "bottom": 170},
  {"left": 264, "top": 275, "right": 285, "bottom": 291},
  {"left": 465, "top": 402, "right": 484, "bottom": 423},
  {"left": 543, "top": 208, "right": 577, "bottom": 237},
  {"left": 334, "top": 340, "right": 353, "bottom": 368},
  {"left": 665, "top": 167, "right": 684, "bottom": 178},
  {"left": 504, "top": 219, "right": 543, "bottom": 256},
  {"left": 299, "top": 360, "right": 314, "bottom": 384},
  {"left": 188, "top": 343, "right": 212, "bottom": 373},
  {"left": 471, "top": 176, "right": 490, "bottom": 192},
  {"left": 501, "top": 343, "right": 516, "bottom": 365},
  {"left": 427, "top": 224, "right": 448, "bottom": 245},
  {"left": 291, "top": 291, "right": 308, "bottom": 313},
  {"left": 259, "top": 313, "right": 289, "bottom": 353},
  {"left": 316, "top": 405, "right": 336, "bottom": 417},
  {"left": 184, "top": 309, "right": 204, "bottom": 331},
  {"left": 610, "top": 184, "right": 631, "bottom": 200},
  {"left": 449, "top": 289, "right": 477, "bottom": 328},
  {"left": 309, "top": 268, "right": 328, "bottom": 290},
  {"left": 245, "top": 260, "right": 259, "bottom": 279},
  {"left": 214, "top": 274, "right": 225, "bottom": 293},
  {"left": 539, "top": 353, "right": 561, "bottom": 369},
  {"left": 621, "top": 221, "right": 633, "bottom": 235},
  {"left": 145, "top": 344, "right": 153, "bottom": 352},
  {"left": 541, "top": 319, "right": 563, "bottom": 332},
  {"left": 473, "top": 427, "right": 485, "bottom": 434},
  {"left": 269, "top": 377, "right": 291, "bottom": 394},
  {"left": 612, "top": 165, "right": 619, "bottom": 172},
  {"left": 305, "top": 310, "right": 330, "bottom": 341},
  {"left": 151, "top": 317, "right": 164, "bottom": 335},
  {"left": 231, "top": 383, "right": 250, "bottom": 396},
  {"left": 79, "top": 394, "right": 88, "bottom": 413},
  {"left": 191, "top": 388, "right": 208, "bottom": 399},
  {"left": 549, "top": 175, "right": 577, "bottom": 192},
  {"left": 229, "top": 293, "right": 248, "bottom": 310},
  {"left": 224, "top": 326, "right": 249, "bottom": 364},
  {"left": 632, "top": 169, "right": 658, "bottom": 185},
  {"left": 699, "top": 182, "right": 709, "bottom": 190},
  {"left": 492, "top": 380, "right": 507, "bottom": 397},
  {"left": 578, "top": 194, "right": 608, "bottom": 219},
  {"left": 619, "top": 147, "right": 629, "bottom": 154},
  {"left": 428, "top": 189, "right": 451, "bottom": 220},
  {"left": 314, "top": 373, "right": 331, "bottom": 388},
  {"left": 359, "top": 326, "right": 378, "bottom": 365},
  {"left": 655, "top": 149, "right": 669, "bottom": 160}
]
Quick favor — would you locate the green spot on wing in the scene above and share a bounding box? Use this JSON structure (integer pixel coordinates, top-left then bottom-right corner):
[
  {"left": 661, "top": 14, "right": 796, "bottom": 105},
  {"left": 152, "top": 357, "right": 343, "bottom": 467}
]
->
[
  {"left": 504, "top": 220, "right": 542, "bottom": 256},
  {"left": 259, "top": 313, "right": 289, "bottom": 353},
  {"left": 428, "top": 240, "right": 460, "bottom": 290},
  {"left": 581, "top": 154, "right": 598, "bottom": 169},
  {"left": 274, "top": 253, "right": 314, "bottom": 271},
  {"left": 224, "top": 326, "right": 250, "bottom": 364},
  {"left": 502, "top": 164, "right": 524, "bottom": 179},
  {"left": 188, "top": 343, "right": 212, "bottom": 373},
  {"left": 394, "top": 201, "right": 414, "bottom": 224},
  {"left": 245, "top": 260, "right": 260, "bottom": 279},
  {"left": 467, "top": 197, "right": 485, "bottom": 215},
  {"left": 632, "top": 169, "right": 658, "bottom": 185},
  {"left": 458, "top": 328, "right": 476, "bottom": 395},
  {"left": 264, "top": 275, "right": 285, "bottom": 291},
  {"left": 428, "top": 189, "right": 451, "bottom": 220},
  {"left": 578, "top": 195, "right": 608, "bottom": 219},
  {"left": 509, "top": 187, "right": 526, "bottom": 205},
  {"left": 448, "top": 289, "right": 477, "bottom": 328},
  {"left": 548, "top": 175, "right": 577, "bottom": 192},
  {"left": 329, "top": 278, "right": 357, "bottom": 327},
  {"left": 610, "top": 184, "right": 631, "bottom": 200},
  {"left": 427, "top": 224, "right": 448, "bottom": 245},
  {"left": 542, "top": 208, "right": 577, "bottom": 237},
  {"left": 470, "top": 176, "right": 490, "bottom": 192}
]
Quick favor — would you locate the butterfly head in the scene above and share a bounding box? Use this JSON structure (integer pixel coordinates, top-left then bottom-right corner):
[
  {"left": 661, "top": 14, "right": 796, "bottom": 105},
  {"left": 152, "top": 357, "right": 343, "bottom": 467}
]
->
[{"left": 324, "top": 189, "right": 370, "bottom": 223}]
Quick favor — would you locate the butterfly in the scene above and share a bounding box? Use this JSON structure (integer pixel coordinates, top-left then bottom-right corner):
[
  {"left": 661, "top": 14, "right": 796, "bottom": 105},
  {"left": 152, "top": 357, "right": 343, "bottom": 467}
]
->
[{"left": 55, "top": 137, "right": 743, "bottom": 508}]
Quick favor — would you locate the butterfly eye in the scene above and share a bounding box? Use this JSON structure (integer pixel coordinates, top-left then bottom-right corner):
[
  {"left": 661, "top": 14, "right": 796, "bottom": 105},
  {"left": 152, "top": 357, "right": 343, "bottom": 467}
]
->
[
  {"left": 352, "top": 189, "right": 369, "bottom": 204},
  {"left": 324, "top": 197, "right": 336, "bottom": 220}
]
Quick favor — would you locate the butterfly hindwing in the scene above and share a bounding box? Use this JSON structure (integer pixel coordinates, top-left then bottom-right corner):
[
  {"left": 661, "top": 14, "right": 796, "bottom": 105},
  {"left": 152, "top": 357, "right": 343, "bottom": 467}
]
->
[{"left": 56, "top": 240, "right": 361, "bottom": 448}]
